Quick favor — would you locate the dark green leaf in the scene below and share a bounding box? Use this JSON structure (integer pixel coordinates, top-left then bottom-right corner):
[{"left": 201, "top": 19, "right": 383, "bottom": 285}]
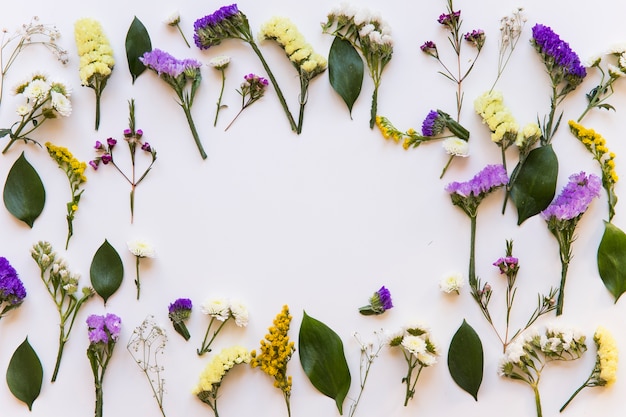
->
[
  {"left": 3, "top": 152, "right": 45, "bottom": 227},
  {"left": 447, "top": 319, "right": 483, "bottom": 401},
  {"left": 125, "top": 16, "right": 152, "bottom": 84},
  {"left": 299, "top": 311, "right": 351, "bottom": 414},
  {"left": 328, "top": 36, "right": 363, "bottom": 116},
  {"left": 510, "top": 145, "right": 558, "bottom": 225},
  {"left": 598, "top": 221, "right": 626, "bottom": 302},
  {"left": 597, "top": 103, "right": 616, "bottom": 112},
  {"left": 90, "top": 239, "right": 124, "bottom": 304},
  {"left": 6, "top": 337, "right": 43, "bottom": 410},
  {"left": 0, "top": 128, "right": 11, "bottom": 138}
]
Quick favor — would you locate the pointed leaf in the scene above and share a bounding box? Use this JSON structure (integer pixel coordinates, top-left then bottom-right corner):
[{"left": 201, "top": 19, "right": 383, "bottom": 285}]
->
[
  {"left": 125, "top": 16, "right": 152, "bottom": 84},
  {"left": 328, "top": 36, "right": 363, "bottom": 116},
  {"left": 510, "top": 145, "right": 558, "bottom": 225},
  {"left": 6, "top": 337, "right": 43, "bottom": 410},
  {"left": 597, "top": 221, "right": 626, "bottom": 302},
  {"left": 3, "top": 152, "right": 45, "bottom": 227},
  {"left": 90, "top": 239, "right": 124, "bottom": 304},
  {"left": 447, "top": 319, "right": 483, "bottom": 401},
  {"left": 299, "top": 311, "right": 351, "bottom": 414}
]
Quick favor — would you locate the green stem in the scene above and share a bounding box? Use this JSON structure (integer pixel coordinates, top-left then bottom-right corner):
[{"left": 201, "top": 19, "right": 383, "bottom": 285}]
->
[
  {"left": 134, "top": 257, "right": 141, "bottom": 300},
  {"left": 51, "top": 331, "right": 66, "bottom": 382},
  {"left": 176, "top": 23, "right": 191, "bottom": 48},
  {"left": 469, "top": 215, "right": 477, "bottom": 288},
  {"left": 95, "top": 382, "right": 103, "bottom": 417},
  {"left": 559, "top": 379, "right": 589, "bottom": 412},
  {"left": 439, "top": 154, "right": 455, "bottom": 179},
  {"left": 556, "top": 254, "right": 569, "bottom": 316},
  {"left": 532, "top": 384, "right": 543, "bottom": 417},
  {"left": 214, "top": 69, "right": 226, "bottom": 127},
  {"left": 283, "top": 393, "right": 291, "bottom": 417},
  {"left": 95, "top": 89, "right": 101, "bottom": 131},
  {"left": 182, "top": 103, "right": 207, "bottom": 160},
  {"left": 369, "top": 85, "right": 379, "bottom": 129}
]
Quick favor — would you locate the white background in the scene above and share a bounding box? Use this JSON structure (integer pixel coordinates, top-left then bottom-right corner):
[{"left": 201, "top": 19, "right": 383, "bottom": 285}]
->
[{"left": 1, "top": 0, "right": 626, "bottom": 416}]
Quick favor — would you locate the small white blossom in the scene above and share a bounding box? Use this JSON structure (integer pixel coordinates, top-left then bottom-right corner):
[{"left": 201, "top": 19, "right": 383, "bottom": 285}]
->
[
  {"left": 127, "top": 239, "right": 156, "bottom": 258},
  {"left": 442, "top": 137, "right": 470, "bottom": 157},
  {"left": 23, "top": 78, "right": 51, "bottom": 102},
  {"left": 401, "top": 335, "right": 427, "bottom": 356},
  {"left": 50, "top": 91, "right": 71, "bottom": 117},
  {"left": 209, "top": 55, "right": 231, "bottom": 70},
  {"left": 417, "top": 352, "right": 437, "bottom": 366},
  {"left": 16, "top": 104, "right": 31, "bottom": 116},
  {"left": 229, "top": 300, "right": 249, "bottom": 327},
  {"left": 201, "top": 298, "right": 230, "bottom": 321},
  {"left": 608, "top": 63, "right": 626, "bottom": 78},
  {"left": 439, "top": 272, "right": 464, "bottom": 293},
  {"left": 164, "top": 10, "right": 181, "bottom": 26},
  {"left": 359, "top": 24, "right": 375, "bottom": 38},
  {"left": 353, "top": 8, "right": 371, "bottom": 26},
  {"left": 607, "top": 42, "right": 626, "bottom": 55}
]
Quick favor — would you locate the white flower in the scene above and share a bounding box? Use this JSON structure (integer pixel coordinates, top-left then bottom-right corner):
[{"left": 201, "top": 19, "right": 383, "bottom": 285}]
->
[
  {"left": 583, "top": 54, "right": 603, "bottom": 68},
  {"left": 608, "top": 64, "right": 626, "bottom": 78},
  {"left": 384, "top": 328, "right": 405, "bottom": 345},
  {"left": 439, "top": 271, "right": 464, "bottom": 294},
  {"left": 23, "top": 78, "right": 51, "bottom": 102},
  {"left": 359, "top": 23, "right": 375, "bottom": 38},
  {"left": 353, "top": 8, "right": 372, "bottom": 26},
  {"left": 16, "top": 104, "right": 31, "bottom": 116},
  {"left": 164, "top": 10, "right": 181, "bottom": 26},
  {"left": 50, "top": 91, "right": 72, "bottom": 117},
  {"left": 127, "top": 239, "right": 155, "bottom": 258},
  {"left": 417, "top": 352, "right": 437, "bottom": 366},
  {"left": 607, "top": 42, "right": 626, "bottom": 55},
  {"left": 201, "top": 298, "right": 231, "bottom": 321},
  {"left": 368, "top": 30, "right": 383, "bottom": 46},
  {"left": 442, "top": 138, "right": 470, "bottom": 157},
  {"left": 401, "top": 335, "right": 427, "bottom": 356},
  {"left": 619, "top": 54, "right": 626, "bottom": 69},
  {"left": 505, "top": 338, "right": 527, "bottom": 364},
  {"left": 229, "top": 300, "right": 249, "bottom": 327},
  {"left": 209, "top": 55, "right": 230, "bottom": 70}
]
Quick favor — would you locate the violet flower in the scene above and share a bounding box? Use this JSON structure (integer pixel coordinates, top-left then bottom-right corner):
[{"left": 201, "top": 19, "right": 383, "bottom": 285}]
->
[
  {"left": 224, "top": 73, "right": 269, "bottom": 131},
  {"left": 0, "top": 257, "right": 26, "bottom": 318},
  {"left": 168, "top": 298, "right": 193, "bottom": 341},
  {"left": 541, "top": 172, "right": 601, "bottom": 315},
  {"left": 87, "top": 313, "right": 121, "bottom": 417},
  {"left": 359, "top": 286, "right": 393, "bottom": 315}
]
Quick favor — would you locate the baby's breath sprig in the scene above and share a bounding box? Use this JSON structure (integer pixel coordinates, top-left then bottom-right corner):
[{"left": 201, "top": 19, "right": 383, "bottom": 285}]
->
[
  {"left": 349, "top": 331, "right": 385, "bottom": 417},
  {"left": 490, "top": 7, "right": 526, "bottom": 92}
]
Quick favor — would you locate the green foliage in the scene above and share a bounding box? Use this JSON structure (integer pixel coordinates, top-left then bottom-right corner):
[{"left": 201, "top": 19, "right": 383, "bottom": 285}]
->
[
  {"left": 125, "top": 17, "right": 152, "bottom": 84},
  {"left": 447, "top": 319, "right": 483, "bottom": 401},
  {"left": 328, "top": 36, "right": 363, "bottom": 116},
  {"left": 90, "top": 239, "right": 124, "bottom": 304},
  {"left": 597, "top": 221, "right": 626, "bottom": 302},
  {"left": 6, "top": 338, "right": 43, "bottom": 410},
  {"left": 3, "top": 152, "right": 45, "bottom": 227}
]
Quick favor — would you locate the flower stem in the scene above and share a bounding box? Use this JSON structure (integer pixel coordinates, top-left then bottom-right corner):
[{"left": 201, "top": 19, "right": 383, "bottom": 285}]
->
[
  {"left": 469, "top": 215, "right": 477, "bottom": 288},
  {"left": 94, "top": 89, "right": 101, "bottom": 131},
  {"left": 560, "top": 378, "right": 590, "bottom": 412},
  {"left": 95, "top": 382, "right": 103, "bottom": 417},
  {"left": 214, "top": 69, "right": 226, "bottom": 127},
  {"left": 51, "top": 332, "right": 66, "bottom": 382},
  {"left": 439, "top": 154, "right": 455, "bottom": 179},
  {"left": 134, "top": 257, "right": 141, "bottom": 300},
  {"left": 369, "top": 86, "right": 379, "bottom": 129},
  {"left": 556, "top": 255, "right": 569, "bottom": 316},
  {"left": 182, "top": 103, "right": 207, "bottom": 160},
  {"left": 176, "top": 23, "right": 191, "bottom": 48},
  {"left": 532, "top": 384, "right": 543, "bottom": 417},
  {"left": 224, "top": 108, "right": 244, "bottom": 132},
  {"left": 2, "top": 136, "right": 16, "bottom": 154}
]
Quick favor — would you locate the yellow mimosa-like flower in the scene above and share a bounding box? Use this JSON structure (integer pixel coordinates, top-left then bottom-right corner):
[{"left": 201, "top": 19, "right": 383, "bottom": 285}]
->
[{"left": 595, "top": 326, "right": 618, "bottom": 386}]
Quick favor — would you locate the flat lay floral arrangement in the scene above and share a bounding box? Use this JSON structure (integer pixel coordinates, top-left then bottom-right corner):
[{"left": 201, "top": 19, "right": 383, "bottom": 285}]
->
[{"left": 0, "top": 1, "right": 625, "bottom": 416}]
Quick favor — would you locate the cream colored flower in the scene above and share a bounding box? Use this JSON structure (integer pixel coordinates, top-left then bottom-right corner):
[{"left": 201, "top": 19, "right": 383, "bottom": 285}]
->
[
  {"left": 51, "top": 91, "right": 72, "bottom": 117},
  {"left": 229, "top": 300, "right": 249, "bottom": 327},
  {"left": 127, "top": 239, "right": 155, "bottom": 258},
  {"left": 401, "top": 335, "right": 427, "bottom": 356},
  {"left": 439, "top": 271, "right": 464, "bottom": 293},
  {"left": 164, "top": 10, "right": 181, "bottom": 26},
  {"left": 209, "top": 55, "right": 230, "bottom": 70},
  {"left": 201, "top": 298, "right": 230, "bottom": 321},
  {"left": 442, "top": 138, "right": 469, "bottom": 157}
]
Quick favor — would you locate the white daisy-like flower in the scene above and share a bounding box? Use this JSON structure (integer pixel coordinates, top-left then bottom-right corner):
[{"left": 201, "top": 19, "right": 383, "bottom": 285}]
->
[
  {"left": 229, "top": 300, "right": 249, "bottom": 327},
  {"left": 607, "top": 42, "right": 626, "bottom": 55},
  {"left": 384, "top": 328, "right": 405, "bottom": 345},
  {"left": 127, "top": 239, "right": 155, "bottom": 258},
  {"left": 201, "top": 298, "right": 231, "bottom": 321},
  {"left": 583, "top": 54, "right": 602, "bottom": 68},
  {"left": 442, "top": 137, "right": 470, "bottom": 157},
  {"left": 16, "top": 104, "right": 32, "bottom": 116},
  {"left": 439, "top": 271, "right": 464, "bottom": 294},
  {"left": 401, "top": 334, "right": 427, "bottom": 356},
  {"left": 608, "top": 63, "right": 626, "bottom": 78},
  {"left": 619, "top": 54, "right": 626, "bottom": 69},
  {"left": 23, "top": 78, "right": 51, "bottom": 102},
  {"left": 164, "top": 10, "right": 181, "bottom": 26},
  {"left": 417, "top": 352, "right": 437, "bottom": 366},
  {"left": 51, "top": 91, "right": 72, "bottom": 117},
  {"left": 209, "top": 55, "right": 230, "bottom": 70},
  {"left": 353, "top": 8, "right": 371, "bottom": 26}
]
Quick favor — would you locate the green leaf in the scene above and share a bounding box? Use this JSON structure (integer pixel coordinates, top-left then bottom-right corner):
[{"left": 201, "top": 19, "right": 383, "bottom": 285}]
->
[
  {"left": 447, "top": 319, "right": 483, "bottom": 401},
  {"left": 90, "top": 239, "right": 124, "bottom": 304},
  {"left": 598, "top": 221, "right": 626, "bottom": 302},
  {"left": 0, "top": 128, "right": 11, "bottom": 138},
  {"left": 298, "top": 311, "right": 351, "bottom": 414},
  {"left": 3, "top": 152, "right": 45, "bottom": 227},
  {"left": 328, "top": 36, "right": 363, "bottom": 116},
  {"left": 510, "top": 145, "right": 558, "bottom": 225},
  {"left": 6, "top": 337, "right": 43, "bottom": 410},
  {"left": 125, "top": 16, "right": 152, "bottom": 84}
]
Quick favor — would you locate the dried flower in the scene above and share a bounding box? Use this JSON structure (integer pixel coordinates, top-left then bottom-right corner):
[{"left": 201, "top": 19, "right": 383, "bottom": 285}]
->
[
  {"left": 127, "top": 239, "right": 155, "bottom": 300},
  {"left": 490, "top": 7, "right": 526, "bottom": 90},
  {"left": 359, "top": 286, "right": 393, "bottom": 315},
  {"left": 87, "top": 313, "right": 121, "bottom": 417},
  {"left": 0, "top": 257, "right": 26, "bottom": 319},
  {"left": 197, "top": 297, "right": 249, "bottom": 355},
  {"left": 164, "top": 10, "right": 190, "bottom": 48},
  {"left": 224, "top": 73, "right": 269, "bottom": 131},
  {"left": 168, "top": 298, "right": 192, "bottom": 340},
  {"left": 348, "top": 331, "right": 385, "bottom": 417},
  {"left": 209, "top": 55, "right": 231, "bottom": 127},
  {"left": 439, "top": 272, "right": 463, "bottom": 294}
]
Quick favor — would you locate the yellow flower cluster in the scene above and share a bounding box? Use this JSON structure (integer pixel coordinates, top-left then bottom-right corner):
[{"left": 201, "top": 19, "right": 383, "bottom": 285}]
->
[
  {"left": 45, "top": 142, "right": 87, "bottom": 184},
  {"left": 74, "top": 18, "right": 114, "bottom": 86},
  {"left": 259, "top": 17, "right": 327, "bottom": 78},
  {"left": 568, "top": 120, "right": 618, "bottom": 185},
  {"left": 251, "top": 305, "right": 295, "bottom": 396},
  {"left": 375, "top": 115, "right": 404, "bottom": 143},
  {"left": 594, "top": 326, "right": 618, "bottom": 386},
  {"left": 192, "top": 345, "right": 251, "bottom": 395},
  {"left": 474, "top": 90, "right": 519, "bottom": 145}
]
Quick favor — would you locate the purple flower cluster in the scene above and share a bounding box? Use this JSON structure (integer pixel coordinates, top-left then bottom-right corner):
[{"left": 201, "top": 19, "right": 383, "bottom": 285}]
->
[
  {"left": 193, "top": 4, "right": 241, "bottom": 49},
  {"left": 438, "top": 10, "right": 461, "bottom": 27},
  {"left": 169, "top": 298, "right": 192, "bottom": 316},
  {"left": 168, "top": 298, "right": 192, "bottom": 340},
  {"left": 140, "top": 49, "right": 202, "bottom": 79},
  {"left": 87, "top": 313, "right": 122, "bottom": 344},
  {"left": 531, "top": 24, "right": 586, "bottom": 79},
  {"left": 464, "top": 29, "right": 485, "bottom": 50},
  {"left": 373, "top": 286, "right": 394, "bottom": 312},
  {"left": 420, "top": 41, "right": 438, "bottom": 58},
  {"left": 541, "top": 172, "right": 601, "bottom": 221},
  {"left": 0, "top": 257, "right": 26, "bottom": 306},
  {"left": 421, "top": 110, "right": 445, "bottom": 136},
  {"left": 493, "top": 256, "right": 519, "bottom": 275},
  {"left": 445, "top": 164, "right": 509, "bottom": 198}
]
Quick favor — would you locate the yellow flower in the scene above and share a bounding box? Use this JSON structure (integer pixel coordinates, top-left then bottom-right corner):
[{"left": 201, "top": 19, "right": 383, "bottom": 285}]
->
[
  {"left": 192, "top": 345, "right": 250, "bottom": 395},
  {"left": 595, "top": 326, "right": 618, "bottom": 386},
  {"left": 568, "top": 120, "right": 618, "bottom": 187}
]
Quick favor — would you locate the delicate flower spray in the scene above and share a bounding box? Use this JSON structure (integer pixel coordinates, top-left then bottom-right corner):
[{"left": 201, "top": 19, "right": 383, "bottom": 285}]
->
[
  {"left": 388, "top": 323, "right": 439, "bottom": 406},
  {"left": 140, "top": 49, "right": 206, "bottom": 159},
  {"left": 31, "top": 241, "right": 95, "bottom": 382},
  {"left": 250, "top": 305, "right": 295, "bottom": 417},
  {"left": 193, "top": 345, "right": 251, "bottom": 417},
  {"left": 322, "top": 4, "right": 393, "bottom": 129},
  {"left": 74, "top": 18, "right": 114, "bottom": 130},
  {"left": 194, "top": 4, "right": 297, "bottom": 132},
  {"left": 0, "top": 257, "right": 26, "bottom": 320},
  {"left": 86, "top": 313, "right": 121, "bottom": 417},
  {"left": 168, "top": 298, "right": 192, "bottom": 340},
  {"left": 197, "top": 298, "right": 248, "bottom": 355},
  {"left": 0, "top": 16, "right": 69, "bottom": 107},
  {"left": 45, "top": 143, "right": 87, "bottom": 249},
  {"left": 224, "top": 73, "right": 268, "bottom": 131},
  {"left": 560, "top": 326, "right": 618, "bottom": 412},
  {"left": 127, "top": 315, "right": 168, "bottom": 417},
  {"left": 127, "top": 239, "right": 155, "bottom": 300},
  {"left": 348, "top": 331, "right": 385, "bottom": 417},
  {"left": 259, "top": 17, "right": 327, "bottom": 134},
  {"left": 499, "top": 325, "right": 587, "bottom": 417},
  {"left": 1, "top": 74, "right": 72, "bottom": 154},
  {"left": 90, "top": 100, "right": 157, "bottom": 223},
  {"left": 541, "top": 172, "right": 601, "bottom": 315}
]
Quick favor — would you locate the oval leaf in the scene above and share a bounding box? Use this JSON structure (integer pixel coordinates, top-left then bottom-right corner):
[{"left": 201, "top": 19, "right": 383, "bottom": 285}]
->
[
  {"left": 90, "top": 239, "right": 124, "bottom": 304},
  {"left": 597, "top": 221, "right": 626, "bottom": 302},
  {"left": 447, "top": 319, "right": 483, "bottom": 401},
  {"left": 299, "top": 311, "right": 351, "bottom": 414},
  {"left": 6, "top": 337, "right": 43, "bottom": 410},
  {"left": 3, "top": 152, "right": 45, "bottom": 227},
  {"left": 510, "top": 145, "right": 558, "bottom": 225},
  {"left": 328, "top": 36, "right": 363, "bottom": 116},
  {"left": 125, "top": 16, "right": 152, "bottom": 84}
]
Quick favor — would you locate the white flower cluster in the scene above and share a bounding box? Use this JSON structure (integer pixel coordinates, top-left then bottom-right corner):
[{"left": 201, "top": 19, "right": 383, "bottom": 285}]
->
[
  {"left": 10, "top": 16, "right": 69, "bottom": 64},
  {"left": 201, "top": 297, "right": 249, "bottom": 327},
  {"left": 13, "top": 73, "right": 72, "bottom": 117},
  {"left": 328, "top": 2, "right": 392, "bottom": 47},
  {"left": 127, "top": 239, "right": 156, "bottom": 258},
  {"left": 499, "top": 7, "right": 526, "bottom": 49},
  {"left": 389, "top": 322, "right": 439, "bottom": 367}
]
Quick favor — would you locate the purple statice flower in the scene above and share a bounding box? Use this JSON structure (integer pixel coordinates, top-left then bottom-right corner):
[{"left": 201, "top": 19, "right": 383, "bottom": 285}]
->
[
  {"left": 359, "top": 285, "right": 393, "bottom": 315},
  {"left": 541, "top": 172, "right": 601, "bottom": 221},
  {"left": 169, "top": 298, "right": 192, "bottom": 340},
  {"left": 421, "top": 110, "right": 445, "bottom": 136},
  {"left": 140, "top": 49, "right": 202, "bottom": 79},
  {"left": 446, "top": 164, "right": 509, "bottom": 198},
  {"left": 87, "top": 313, "right": 122, "bottom": 344},
  {"left": 531, "top": 24, "right": 586, "bottom": 79},
  {"left": 0, "top": 257, "right": 26, "bottom": 307},
  {"left": 438, "top": 10, "right": 461, "bottom": 27},
  {"left": 169, "top": 297, "right": 193, "bottom": 315},
  {"left": 493, "top": 256, "right": 519, "bottom": 275},
  {"left": 104, "top": 313, "right": 122, "bottom": 340},
  {"left": 193, "top": 4, "right": 243, "bottom": 49},
  {"left": 420, "top": 40, "right": 438, "bottom": 58},
  {"left": 464, "top": 29, "right": 485, "bottom": 51}
]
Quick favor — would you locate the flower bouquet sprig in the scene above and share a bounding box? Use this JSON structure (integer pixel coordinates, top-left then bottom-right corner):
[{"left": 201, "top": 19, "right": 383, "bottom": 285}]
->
[
  {"left": 193, "top": 345, "right": 251, "bottom": 417},
  {"left": 1, "top": 74, "right": 71, "bottom": 154},
  {"left": 127, "top": 239, "right": 155, "bottom": 300},
  {"left": 0, "top": 16, "right": 69, "bottom": 107},
  {"left": 31, "top": 241, "right": 95, "bottom": 382},
  {"left": 224, "top": 73, "right": 268, "bottom": 131},
  {"left": 87, "top": 313, "right": 121, "bottom": 417},
  {"left": 194, "top": 4, "right": 297, "bottom": 132},
  {"left": 499, "top": 324, "right": 587, "bottom": 417},
  {"left": 359, "top": 286, "right": 393, "bottom": 315},
  {"left": 322, "top": 3, "right": 393, "bottom": 129},
  {"left": 259, "top": 16, "right": 327, "bottom": 134},
  {"left": 90, "top": 99, "right": 157, "bottom": 223},
  {"left": 197, "top": 298, "right": 248, "bottom": 355},
  {"left": 387, "top": 323, "right": 439, "bottom": 406},
  {"left": 489, "top": 7, "right": 526, "bottom": 92},
  {"left": 45, "top": 142, "right": 87, "bottom": 249},
  {"left": 168, "top": 298, "right": 192, "bottom": 341},
  {"left": 541, "top": 172, "right": 601, "bottom": 315},
  {"left": 74, "top": 18, "right": 114, "bottom": 130},
  {"left": 560, "top": 326, "right": 618, "bottom": 412},
  {"left": 0, "top": 257, "right": 26, "bottom": 320},
  {"left": 127, "top": 315, "right": 168, "bottom": 417},
  {"left": 348, "top": 331, "right": 385, "bottom": 417},
  {"left": 250, "top": 305, "right": 295, "bottom": 417},
  {"left": 164, "top": 10, "right": 191, "bottom": 48}
]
